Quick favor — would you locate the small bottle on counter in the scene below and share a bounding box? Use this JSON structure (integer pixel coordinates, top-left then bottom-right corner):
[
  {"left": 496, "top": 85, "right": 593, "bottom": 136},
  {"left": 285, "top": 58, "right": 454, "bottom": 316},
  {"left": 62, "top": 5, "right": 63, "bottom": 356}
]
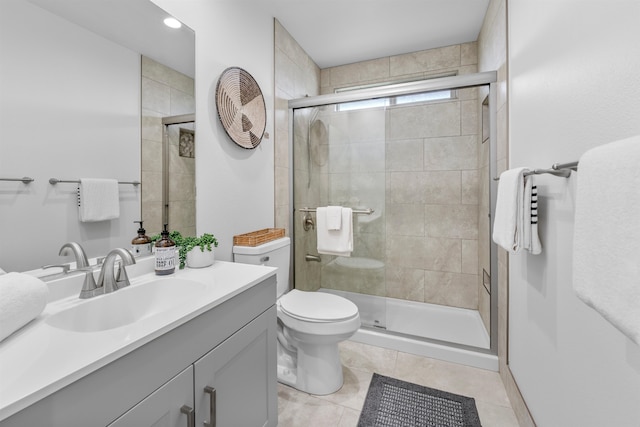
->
[
  {"left": 131, "top": 220, "right": 152, "bottom": 257},
  {"left": 154, "top": 224, "right": 176, "bottom": 275}
]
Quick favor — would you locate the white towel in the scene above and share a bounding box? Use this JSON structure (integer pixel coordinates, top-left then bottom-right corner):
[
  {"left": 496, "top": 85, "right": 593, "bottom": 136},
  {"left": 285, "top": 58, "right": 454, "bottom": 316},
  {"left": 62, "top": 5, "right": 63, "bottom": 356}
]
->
[
  {"left": 326, "top": 206, "right": 343, "bottom": 230},
  {"left": 492, "top": 167, "right": 527, "bottom": 253},
  {"left": 0, "top": 273, "right": 49, "bottom": 342},
  {"left": 78, "top": 178, "right": 120, "bottom": 222},
  {"left": 317, "top": 207, "right": 353, "bottom": 256},
  {"left": 573, "top": 135, "right": 640, "bottom": 344},
  {"left": 492, "top": 168, "right": 542, "bottom": 254}
]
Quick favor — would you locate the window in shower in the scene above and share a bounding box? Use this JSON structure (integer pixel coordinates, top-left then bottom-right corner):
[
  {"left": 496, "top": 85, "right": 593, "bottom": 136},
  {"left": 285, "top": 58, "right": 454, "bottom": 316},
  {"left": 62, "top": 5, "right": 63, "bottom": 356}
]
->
[
  {"left": 336, "top": 90, "right": 453, "bottom": 111},
  {"left": 335, "top": 73, "right": 456, "bottom": 112}
]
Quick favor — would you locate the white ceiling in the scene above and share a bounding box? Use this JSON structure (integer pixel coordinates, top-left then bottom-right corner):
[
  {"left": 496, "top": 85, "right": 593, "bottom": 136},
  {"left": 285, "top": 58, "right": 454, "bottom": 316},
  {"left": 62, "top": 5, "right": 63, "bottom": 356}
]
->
[
  {"left": 271, "top": 0, "right": 491, "bottom": 68},
  {"left": 24, "top": 0, "right": 490, "bottom": 75}
]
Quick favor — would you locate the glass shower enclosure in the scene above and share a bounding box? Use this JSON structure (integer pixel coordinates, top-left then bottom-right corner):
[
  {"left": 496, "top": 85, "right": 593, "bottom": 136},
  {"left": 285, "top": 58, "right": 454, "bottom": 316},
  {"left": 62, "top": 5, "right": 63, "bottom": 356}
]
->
[{"left": 289, "top": 72, "right": 499, "bottom": 367}]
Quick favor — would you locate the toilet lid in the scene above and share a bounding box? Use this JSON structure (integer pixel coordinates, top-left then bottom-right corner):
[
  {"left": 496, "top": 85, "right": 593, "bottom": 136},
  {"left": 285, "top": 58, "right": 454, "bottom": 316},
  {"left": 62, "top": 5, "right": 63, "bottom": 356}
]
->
[{"left": 279, "top": 290, "right": 358, "bottom": 322}]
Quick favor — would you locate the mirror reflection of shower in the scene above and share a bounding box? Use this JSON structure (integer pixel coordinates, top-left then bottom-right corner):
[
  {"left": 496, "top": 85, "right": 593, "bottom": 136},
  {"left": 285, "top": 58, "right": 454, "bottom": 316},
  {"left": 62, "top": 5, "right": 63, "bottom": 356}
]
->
[
  {"left": 140, "top": 56, "right": 195, "bottom": 237},
  {"left": 162, "top": 114, "right": 196, "bottom": 237}
]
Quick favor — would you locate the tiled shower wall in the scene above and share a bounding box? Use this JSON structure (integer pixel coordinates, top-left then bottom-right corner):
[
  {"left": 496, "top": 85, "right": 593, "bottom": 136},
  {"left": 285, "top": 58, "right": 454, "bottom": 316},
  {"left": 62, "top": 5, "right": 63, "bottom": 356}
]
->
[
  {"left": 318, "top": 44, "right": 482, "bottom": 310},
  {"left": 274, "top": 20, "right": 322, "bottom": 291},
  {"left": 141, "top": 56, "right": 195, "bottom": 237}
]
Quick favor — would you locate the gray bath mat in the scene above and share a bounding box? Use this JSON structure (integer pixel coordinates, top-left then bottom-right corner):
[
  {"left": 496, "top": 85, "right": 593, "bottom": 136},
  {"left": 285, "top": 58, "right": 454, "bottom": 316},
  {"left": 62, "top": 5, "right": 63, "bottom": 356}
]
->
[{"left": 358, "top": 373, "right": 482, "bottom": 427}]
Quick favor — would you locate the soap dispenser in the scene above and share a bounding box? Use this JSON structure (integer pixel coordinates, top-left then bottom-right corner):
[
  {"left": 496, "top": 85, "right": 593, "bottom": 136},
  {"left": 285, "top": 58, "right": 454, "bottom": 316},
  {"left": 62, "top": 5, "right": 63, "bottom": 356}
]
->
[
  {"left": 154, "top": 224, "right": 176, "bottom": 275},
  {"left": 131, "top": 221, "right": 152, "bottom": 257}
]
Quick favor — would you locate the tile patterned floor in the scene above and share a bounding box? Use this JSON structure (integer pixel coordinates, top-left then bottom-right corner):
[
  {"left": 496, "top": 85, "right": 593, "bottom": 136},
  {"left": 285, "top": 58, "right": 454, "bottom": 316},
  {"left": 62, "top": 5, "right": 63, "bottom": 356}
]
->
[{"left": 277, "top": 341, "right": 519, "bottom": 426}]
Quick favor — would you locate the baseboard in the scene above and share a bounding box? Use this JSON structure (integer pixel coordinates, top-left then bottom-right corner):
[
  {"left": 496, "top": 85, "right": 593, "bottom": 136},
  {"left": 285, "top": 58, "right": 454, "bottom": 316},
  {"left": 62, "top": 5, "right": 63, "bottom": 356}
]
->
[{"left": 499, "top": 361, "right": 536, "bottom": 426}]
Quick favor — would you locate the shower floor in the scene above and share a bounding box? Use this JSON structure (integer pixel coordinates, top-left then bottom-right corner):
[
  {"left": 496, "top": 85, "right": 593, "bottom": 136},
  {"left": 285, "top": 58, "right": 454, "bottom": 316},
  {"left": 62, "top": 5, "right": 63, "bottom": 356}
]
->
[{"left": 319, "top": 288, "right": 496, "bottom": 371}]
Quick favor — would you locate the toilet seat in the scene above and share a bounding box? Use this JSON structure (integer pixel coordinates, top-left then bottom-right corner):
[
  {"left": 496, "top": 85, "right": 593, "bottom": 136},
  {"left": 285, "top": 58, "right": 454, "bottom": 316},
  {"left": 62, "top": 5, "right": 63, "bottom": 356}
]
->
[{"left": 279, "top": 289, "right": 358, "bottom": 323}]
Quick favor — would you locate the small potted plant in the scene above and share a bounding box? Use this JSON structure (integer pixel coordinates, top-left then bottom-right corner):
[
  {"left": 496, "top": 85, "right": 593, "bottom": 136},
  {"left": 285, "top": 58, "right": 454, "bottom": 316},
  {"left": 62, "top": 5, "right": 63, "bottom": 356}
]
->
[
  {"left": 181, "top": 233, "right": 218, "bottom": 268},
  {"left": 151, "top": 231, "right": 218, "bottom": 269}
]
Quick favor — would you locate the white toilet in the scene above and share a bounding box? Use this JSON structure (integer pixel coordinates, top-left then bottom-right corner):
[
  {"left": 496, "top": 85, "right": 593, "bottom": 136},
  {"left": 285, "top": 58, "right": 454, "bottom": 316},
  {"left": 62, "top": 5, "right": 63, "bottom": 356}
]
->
[{"left": 233, "top": 237, "right": 360, "bottom": 395}]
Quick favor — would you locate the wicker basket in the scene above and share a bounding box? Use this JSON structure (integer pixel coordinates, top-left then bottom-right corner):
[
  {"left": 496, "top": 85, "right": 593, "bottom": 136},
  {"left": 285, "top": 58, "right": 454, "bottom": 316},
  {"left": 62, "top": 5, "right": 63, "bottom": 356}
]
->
[{"left": 233, "top": 228, "right": 285, "bottom": 247}]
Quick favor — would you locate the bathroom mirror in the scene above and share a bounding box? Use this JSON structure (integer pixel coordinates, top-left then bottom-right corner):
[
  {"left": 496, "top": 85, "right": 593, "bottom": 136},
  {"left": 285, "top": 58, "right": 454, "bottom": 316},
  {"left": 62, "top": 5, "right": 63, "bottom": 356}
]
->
[{"left": 0, "top": 0, "right": 194, "bottom": 272}]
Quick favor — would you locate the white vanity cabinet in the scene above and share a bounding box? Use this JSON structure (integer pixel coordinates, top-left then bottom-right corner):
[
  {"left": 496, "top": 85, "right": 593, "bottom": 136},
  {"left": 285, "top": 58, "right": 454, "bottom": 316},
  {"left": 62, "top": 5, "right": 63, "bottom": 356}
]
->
[{"left": 0, "top": 270, "right": 277, "bottom": 427}]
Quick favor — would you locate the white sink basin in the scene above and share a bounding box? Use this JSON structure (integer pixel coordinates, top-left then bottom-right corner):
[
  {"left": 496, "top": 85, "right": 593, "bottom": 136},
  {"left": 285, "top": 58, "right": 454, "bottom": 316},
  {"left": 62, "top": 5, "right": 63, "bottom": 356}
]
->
[{"left": 46, "top": 278, "right": 207, "bottom": 333}]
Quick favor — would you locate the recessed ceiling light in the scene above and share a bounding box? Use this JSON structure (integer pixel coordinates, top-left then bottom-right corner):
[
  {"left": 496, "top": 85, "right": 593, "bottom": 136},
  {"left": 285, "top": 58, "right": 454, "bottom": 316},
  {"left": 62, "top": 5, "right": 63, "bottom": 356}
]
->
[{"left": 163, "top": 17, "right": 182, "bottom": 29}]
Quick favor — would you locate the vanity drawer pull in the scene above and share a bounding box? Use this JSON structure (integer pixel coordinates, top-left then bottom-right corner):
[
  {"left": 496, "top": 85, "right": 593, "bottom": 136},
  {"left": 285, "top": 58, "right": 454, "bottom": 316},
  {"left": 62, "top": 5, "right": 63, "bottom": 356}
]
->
[
  {"left": 204, "top": 386, "right": 216, "bottom": 427},
  {"left": 260, "top": 256, "right": 270, "bottom": 263},
  {"left": 180, "top": 405, "right": 195, "bottom": 427}
]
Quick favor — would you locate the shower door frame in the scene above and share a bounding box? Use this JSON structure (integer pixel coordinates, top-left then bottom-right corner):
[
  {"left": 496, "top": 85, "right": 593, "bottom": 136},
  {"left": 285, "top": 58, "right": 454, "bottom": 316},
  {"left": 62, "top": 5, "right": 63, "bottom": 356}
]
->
[
  {"left": 288, "top": 71, "right": 499, "bottom": 357},
  {"left": 161, "top": 113, "right": 195, "bottom": 228}
]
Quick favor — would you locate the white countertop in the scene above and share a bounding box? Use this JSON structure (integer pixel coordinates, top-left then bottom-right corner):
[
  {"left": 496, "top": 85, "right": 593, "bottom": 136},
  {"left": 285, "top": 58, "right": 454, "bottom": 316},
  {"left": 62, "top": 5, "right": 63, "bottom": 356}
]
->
[{"left": 0, "top": 259, "right": 276, "bottom": 421}]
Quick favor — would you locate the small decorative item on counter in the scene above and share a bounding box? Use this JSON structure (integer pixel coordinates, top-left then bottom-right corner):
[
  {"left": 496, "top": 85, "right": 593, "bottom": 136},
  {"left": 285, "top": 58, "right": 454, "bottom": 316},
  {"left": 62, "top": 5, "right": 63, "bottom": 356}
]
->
[
  {"left": 151, "top": 231, "right": 218, "bottom": 269},
  {"left": 131, "top": 220, "right": 152, "bottom": 257},
  {"left": 183, "top": 233, "right": 218, "bottom": 268},
  {"left": 154, "top": 224, "right": 176, "bottom": 275}
]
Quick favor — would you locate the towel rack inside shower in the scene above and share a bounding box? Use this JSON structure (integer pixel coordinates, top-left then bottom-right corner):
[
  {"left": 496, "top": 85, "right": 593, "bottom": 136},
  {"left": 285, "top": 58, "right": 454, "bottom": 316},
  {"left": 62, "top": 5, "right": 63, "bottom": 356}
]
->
[
  {"left": 493, "top": 161, "right": 579, "bottom": 180},
  {"left": 298, "top": 207, "right": 375, "bottom": 215},
  {"left": 0, "top": 177, "right": 34, "bottom": 184},
  {"left": 49, "top": 178, "right": 140, "bottom": 186},
  {"left": 298, "top": 207, "right": 375, "bottom": 231}
]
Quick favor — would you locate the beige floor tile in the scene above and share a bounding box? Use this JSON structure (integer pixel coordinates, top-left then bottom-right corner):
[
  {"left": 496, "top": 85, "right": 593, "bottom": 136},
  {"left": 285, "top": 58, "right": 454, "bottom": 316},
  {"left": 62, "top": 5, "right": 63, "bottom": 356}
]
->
[
  {"left": 338, "top": 407, "right": 361, "bottom": 427},
  {"left": 315, "top": 366, "right": 372, "bottom": 411},
  {"left": 475, "top": 400, "right": 520, "bottom": 427},
  {"left": 278, "top": 384, "right": 345, "bottom": 427},
  {"left": 393, "top": 351, "right": 511, "bottom": 407},
  {"left": 339, "top": 340, "right": 398, "bottom": 377},
  {"left": 279, "top": 341, "right": 519, "bottom": 426}
]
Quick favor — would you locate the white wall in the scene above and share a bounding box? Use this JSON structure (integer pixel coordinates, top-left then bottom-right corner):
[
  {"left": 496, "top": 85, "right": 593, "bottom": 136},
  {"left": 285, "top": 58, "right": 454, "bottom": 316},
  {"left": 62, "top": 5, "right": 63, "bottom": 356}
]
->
[
  {"left": 508, "top": 1, "right": 640, "bottom": 425},
  {"left": 151, "top": 0, "right": 275, "bottom": 262},
  {"left": 0, "top": 0, "right": 141, "bottom": 272}
]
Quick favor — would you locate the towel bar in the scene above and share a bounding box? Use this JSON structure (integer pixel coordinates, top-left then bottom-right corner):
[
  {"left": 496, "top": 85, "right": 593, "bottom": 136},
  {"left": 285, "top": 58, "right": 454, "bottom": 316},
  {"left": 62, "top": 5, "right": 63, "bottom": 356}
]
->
[
  {"left": 493, "top": 160, "right": 579, "bottom": 181},
  {"left": 49, "top": 178, "right": 140, "bottom": 186},
  {"left": 298, "top": 207, "right": 374, "bottom": 215},
  {"left": 0, "top": 177, "right": 34, "bottom": 184}
]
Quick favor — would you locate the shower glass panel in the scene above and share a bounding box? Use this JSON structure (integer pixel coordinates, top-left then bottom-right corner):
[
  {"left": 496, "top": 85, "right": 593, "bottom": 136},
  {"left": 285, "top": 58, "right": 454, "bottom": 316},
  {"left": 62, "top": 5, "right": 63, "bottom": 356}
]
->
[
  {"left": 293, "top": 104, "right": 388, "bottom": 329},
  {"left": 292, "top": 77, "right": 495, "bottom": 352}
]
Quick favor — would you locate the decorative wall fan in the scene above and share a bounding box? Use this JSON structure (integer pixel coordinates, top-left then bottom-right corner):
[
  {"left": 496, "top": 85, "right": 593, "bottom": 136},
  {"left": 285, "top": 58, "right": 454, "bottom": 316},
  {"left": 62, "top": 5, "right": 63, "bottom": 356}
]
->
[{"left": 215, "top": 67, "right": 266, "bottom": 149}]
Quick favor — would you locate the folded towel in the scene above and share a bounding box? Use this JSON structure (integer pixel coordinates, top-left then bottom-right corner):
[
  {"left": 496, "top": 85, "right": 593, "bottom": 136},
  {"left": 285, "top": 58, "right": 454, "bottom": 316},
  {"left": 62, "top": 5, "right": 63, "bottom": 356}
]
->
[
  {"left": 492, "top": 167, "right": 543, "bottom": 254},
  {"left": 317, "top": 207, "right": 353, "bottom": 256},
  {"left": 0, "top": 273, "right": 49, "bottom": 342},
  {"left": 573, "top": 135, "right": 640, "bottom": 344},
  {"left": 492, "top": 167, "right": 528, "bottom": 253},
  {"left": 326, "top": 206, "right": 343, "bottom": 230},
  {"left": 78, "top": 178, "right": 120, "bottom": 222}
]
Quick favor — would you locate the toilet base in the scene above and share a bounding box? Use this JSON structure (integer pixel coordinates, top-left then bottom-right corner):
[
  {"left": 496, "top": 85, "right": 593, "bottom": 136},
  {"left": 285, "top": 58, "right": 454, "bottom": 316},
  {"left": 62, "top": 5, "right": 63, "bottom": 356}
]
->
[{"left": 276, "top": 336, "right": 345, "bottom": 395}]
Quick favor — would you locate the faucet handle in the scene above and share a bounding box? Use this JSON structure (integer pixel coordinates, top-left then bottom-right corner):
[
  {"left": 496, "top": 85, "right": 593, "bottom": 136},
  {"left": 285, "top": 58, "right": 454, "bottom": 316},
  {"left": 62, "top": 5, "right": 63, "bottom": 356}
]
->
[{"left": 42, "top": 264, "right": 70, "bottom": 275}]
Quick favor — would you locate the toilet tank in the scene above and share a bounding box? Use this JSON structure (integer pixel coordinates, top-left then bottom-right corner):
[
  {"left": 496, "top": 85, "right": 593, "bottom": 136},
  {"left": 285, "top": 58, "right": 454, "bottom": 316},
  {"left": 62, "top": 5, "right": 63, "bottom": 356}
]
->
[{"left": 233, "top": 237, "right": 291, "bottom": 297}]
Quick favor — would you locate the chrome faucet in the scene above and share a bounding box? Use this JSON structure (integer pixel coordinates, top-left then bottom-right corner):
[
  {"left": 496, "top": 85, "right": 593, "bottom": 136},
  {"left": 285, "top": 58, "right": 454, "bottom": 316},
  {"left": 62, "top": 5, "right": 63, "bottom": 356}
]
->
[
  {"left": 95, "top": 248, "right": 136, "bottom": 295},
  {"left": 57, "top": 242, "right": 101, "bottom": 299},
  {"left": 59, "top": 242, "right": 90, "bottom": 268}
]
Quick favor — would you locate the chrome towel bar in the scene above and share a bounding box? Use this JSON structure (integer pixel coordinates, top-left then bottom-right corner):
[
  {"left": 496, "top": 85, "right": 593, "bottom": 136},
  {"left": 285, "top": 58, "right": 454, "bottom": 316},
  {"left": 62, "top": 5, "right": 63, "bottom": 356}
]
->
[
  {"left": 298, "top": 207, "right": 374, "bottom": 215},
  {"left": 494, "top": 161, "right": 578, "bottom": 180},
  {"left": 0, "top": 177, "right": 34, "bottom": 184},
  {"left": 49, "top": 178, "right": 140, "bottom": 186}
]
